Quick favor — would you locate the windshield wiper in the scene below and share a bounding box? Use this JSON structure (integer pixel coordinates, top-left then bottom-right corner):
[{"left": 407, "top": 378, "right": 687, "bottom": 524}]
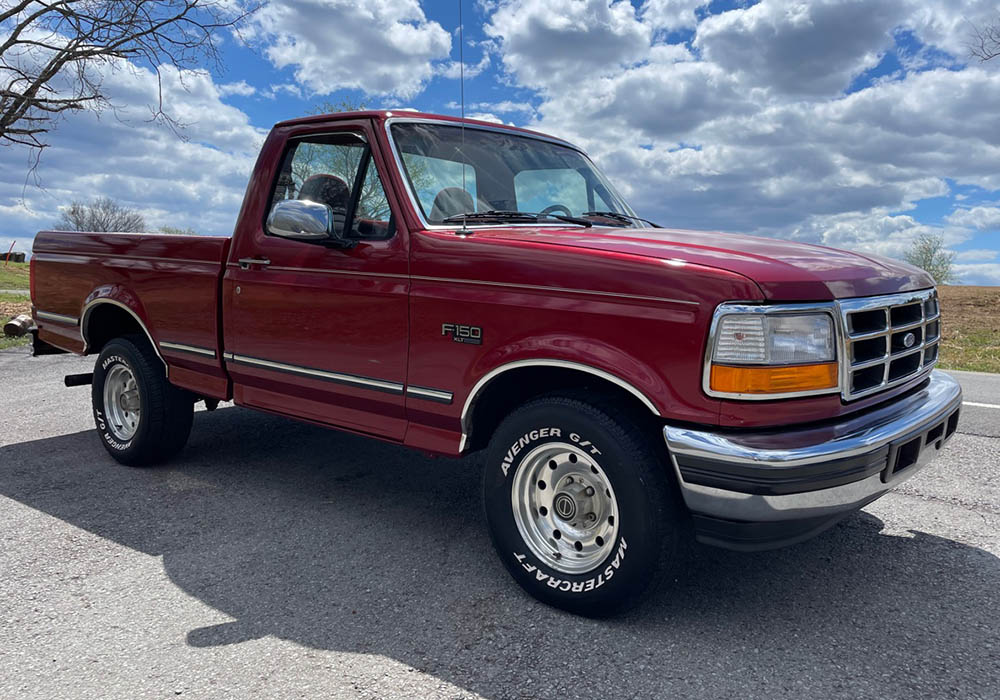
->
[
  {"left": 442, "top": 210, "right": 534, "bottom": 222},
  {"left": 441, "top": 210, "right": 592, "bottom": 227},
  {"left": 582, "top": 211, "right": 661, "bottom": 228}
]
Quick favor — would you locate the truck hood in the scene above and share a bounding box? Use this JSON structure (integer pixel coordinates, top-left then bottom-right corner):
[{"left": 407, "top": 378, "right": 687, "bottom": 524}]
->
[{"left": 476, "top": 226, "right": 934, "bottom": 300}]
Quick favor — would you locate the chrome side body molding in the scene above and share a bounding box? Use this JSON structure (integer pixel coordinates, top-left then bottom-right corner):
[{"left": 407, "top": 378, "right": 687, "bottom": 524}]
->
[
  {"left": 225, "top": 353, "right": 405, "bottom": 395},
  {"left": 406, "top": 385, "right": 454, "bottom": 404},
  {"left": 35, "top": 310, "right": 80, "bottom": 325},
  {"left": 459, "top": 358, "right": 663, "bottom": 452},
  {"left": 159, "top": 341, "right": 217, "bottom": 359}
]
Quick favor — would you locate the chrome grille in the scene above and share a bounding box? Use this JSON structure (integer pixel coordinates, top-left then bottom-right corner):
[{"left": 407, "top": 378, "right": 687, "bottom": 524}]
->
[{"left": 838, "top": 289, "right": 940, "bottom": 401}]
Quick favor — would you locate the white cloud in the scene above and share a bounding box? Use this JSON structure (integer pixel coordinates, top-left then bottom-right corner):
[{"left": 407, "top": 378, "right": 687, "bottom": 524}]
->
[
  {"left": 0, "top": 62, "right": 266, "bottom": 245},
  {"left": 249, "top": 0, "right": 451, "bottom": 99},
  {"left": 218, "top": 80, "right": 256, "bottom": 97},
  {"left": 466, "top": 112, "right": 509, "bottom": 124},
  {"left": 445, "top": 100, "right": 534, "bottom": 114},
  {"left": 954, "top": 263, "right": 1000, "bottom": 285},
  {"left": 641, "top": 0, "right": 707, "bottom": 32},
  {"left": 946, "top": 206, "right": 1000, "bottom": 230},
  {"left": 263, "top": 83, "right": 304, "bottom": 100},
  {"left": 437, "top": 50, "right": 491, "bottom": 79},
  {"left": 480, "top": 0, "right": 1000, "bottom": 263},
  {"left": 956, "top": 248, "right": 999, "bottom": 262},
  {"left": 901, "top": 0, "right": 1000, "bottom": 57},
  {"left": 693, "top": 0, "right": 906, "bottom": 97},
  {"left": 5, "top": 0, "right": 999, "bottom": 284},
  {"left": 485, "top": 0, "right": 651, "bottom": 88}
]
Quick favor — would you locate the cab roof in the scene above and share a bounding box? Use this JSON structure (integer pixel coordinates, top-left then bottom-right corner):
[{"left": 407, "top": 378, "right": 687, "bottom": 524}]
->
[{"left": 273, "top": 110, "right": 577, "bottom": 149}]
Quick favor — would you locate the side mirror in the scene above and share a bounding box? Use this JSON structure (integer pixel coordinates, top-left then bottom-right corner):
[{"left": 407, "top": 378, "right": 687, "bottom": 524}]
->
[{"left": 266, "top": 200, "right": 355, "bottom": 249}]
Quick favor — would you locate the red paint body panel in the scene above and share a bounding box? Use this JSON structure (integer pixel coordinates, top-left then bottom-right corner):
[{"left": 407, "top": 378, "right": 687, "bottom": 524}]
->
[
  {"left": 222, "top": 118, "right": 411, "bottom": 440},
  {"left": 31, "top": 110, "right": 938, "bottom": 457},
  {"left": 404, "top": 229, "right": 758, "bottom": 440},
  {"left": 31, "top": 232, "right": 231, "bottom": 399},
  {"left": 474, "top": 227, "right": 933, "bottom": 301}
]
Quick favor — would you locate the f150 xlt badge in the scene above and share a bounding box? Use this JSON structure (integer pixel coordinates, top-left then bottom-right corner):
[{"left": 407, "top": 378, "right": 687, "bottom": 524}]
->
[{"left": 442, "top": 323, "right": 482, "bottom": 345}]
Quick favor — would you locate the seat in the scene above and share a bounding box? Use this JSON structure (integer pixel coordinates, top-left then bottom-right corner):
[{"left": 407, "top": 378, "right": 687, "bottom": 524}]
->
[
  {"left": 429, "top": 187, "right": 475, "bottom": 222},
  {"left": 299, "top": 174, "right": 350, "bottom": 234}
]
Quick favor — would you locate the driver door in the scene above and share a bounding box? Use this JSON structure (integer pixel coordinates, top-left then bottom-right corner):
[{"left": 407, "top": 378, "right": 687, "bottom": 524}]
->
[{"left": 223, "top": 124, "right": 409, "bottom": 440}]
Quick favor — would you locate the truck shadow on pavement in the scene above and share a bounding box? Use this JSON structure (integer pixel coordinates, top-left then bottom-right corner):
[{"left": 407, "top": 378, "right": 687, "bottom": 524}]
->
[{"left": 1, "top": 406, "right": 997, "bottom": 698}]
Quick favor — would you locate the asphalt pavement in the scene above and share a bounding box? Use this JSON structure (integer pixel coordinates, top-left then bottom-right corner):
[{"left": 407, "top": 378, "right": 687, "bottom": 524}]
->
[{"left": 1, "top": 345, "right": 997, "bottom": 699}]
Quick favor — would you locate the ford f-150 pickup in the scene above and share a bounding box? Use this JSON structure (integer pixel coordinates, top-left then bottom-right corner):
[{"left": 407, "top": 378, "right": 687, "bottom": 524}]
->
[{"left": 30, "top": 110, "right": 962, "bottom": 615}]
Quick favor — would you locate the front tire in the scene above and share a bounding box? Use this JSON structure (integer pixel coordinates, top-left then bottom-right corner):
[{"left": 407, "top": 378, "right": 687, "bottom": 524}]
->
[
  {"left": 92, "top": 335, "right": 193, "bottom": 466},
  {"left": 483, "top": 394, "right": 682, "bottom": 616}
]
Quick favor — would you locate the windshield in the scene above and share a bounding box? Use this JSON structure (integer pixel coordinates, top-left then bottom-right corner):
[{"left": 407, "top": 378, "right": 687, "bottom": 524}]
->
[{"left": 389, "top": 122, "right": 642, "bottom": 226}]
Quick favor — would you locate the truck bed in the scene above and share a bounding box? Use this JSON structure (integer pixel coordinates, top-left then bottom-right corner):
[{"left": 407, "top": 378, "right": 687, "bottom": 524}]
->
[{"left": 32, "top": 230, "right": 232, "bottom": 398}]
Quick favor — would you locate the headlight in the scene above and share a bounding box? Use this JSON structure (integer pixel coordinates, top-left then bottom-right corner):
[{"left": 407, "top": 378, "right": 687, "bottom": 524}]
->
[{"left": 706, "top": 306, "right": 839, "bottom": 398}]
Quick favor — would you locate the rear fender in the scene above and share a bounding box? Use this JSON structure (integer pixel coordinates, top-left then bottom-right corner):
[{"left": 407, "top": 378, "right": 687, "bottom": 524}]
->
[{"left": 80, "top": 286, "right": 165, "bottom": 368}]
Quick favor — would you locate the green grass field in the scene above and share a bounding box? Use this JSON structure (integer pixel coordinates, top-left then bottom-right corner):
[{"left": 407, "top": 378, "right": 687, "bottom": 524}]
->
[
  {"left": 0, "top": 291, "right": 31, "bottom": 349},
  {"left": 0, "top": 261, "right": 29, "bottom": 289}
]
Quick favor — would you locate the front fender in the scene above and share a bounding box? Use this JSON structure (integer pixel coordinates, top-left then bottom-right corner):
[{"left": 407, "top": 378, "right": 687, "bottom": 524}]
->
[{"left": 463, "top": 332, "right": 673, "bottom": 427}]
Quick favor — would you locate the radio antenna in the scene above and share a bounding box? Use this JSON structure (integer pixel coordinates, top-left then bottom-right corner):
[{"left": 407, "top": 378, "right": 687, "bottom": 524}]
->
[{"left": 458, "top": 0, "right": 470, "bottom": 235}]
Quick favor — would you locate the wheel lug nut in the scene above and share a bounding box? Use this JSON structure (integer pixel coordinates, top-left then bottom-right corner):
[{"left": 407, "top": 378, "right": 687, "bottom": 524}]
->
[
  {"left": 585, "top": 486, "right": 595, "bottom": 497},
  {"left": 586, "top": 512, "right": 596, "bottom": 522},
  {"left": 564, "top": 476, "right": 573, "bottom": 484}
]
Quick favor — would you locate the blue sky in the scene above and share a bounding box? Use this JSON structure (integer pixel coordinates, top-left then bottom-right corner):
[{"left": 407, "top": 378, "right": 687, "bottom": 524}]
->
[{"left": 2, "top": 0, "right": 999, "bottom": 282}]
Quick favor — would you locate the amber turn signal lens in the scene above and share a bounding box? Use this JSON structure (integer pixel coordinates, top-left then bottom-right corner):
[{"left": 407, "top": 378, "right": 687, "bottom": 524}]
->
[{"left": 710, "top": 362, "right": 838, "bottom": 395}]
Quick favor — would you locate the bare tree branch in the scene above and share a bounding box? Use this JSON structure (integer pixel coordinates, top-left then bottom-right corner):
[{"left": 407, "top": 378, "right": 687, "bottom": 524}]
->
[
  {"left": 55, "top": 196, "right": 146, "bottom": 232},
  {"left": 970, "top": 16, "right": 1000, "bottom": 62},
  {"left": 0, "top": 0, "right": 260, "bottom": 158}
]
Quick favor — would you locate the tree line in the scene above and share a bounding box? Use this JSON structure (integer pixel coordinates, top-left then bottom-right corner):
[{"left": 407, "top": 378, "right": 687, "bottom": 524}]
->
[{"left": 56, "top": 196, "right": 193, "bottom": 235}]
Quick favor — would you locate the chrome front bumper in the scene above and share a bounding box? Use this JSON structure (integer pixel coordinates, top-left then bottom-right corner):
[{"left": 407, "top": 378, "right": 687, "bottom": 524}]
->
[{"left": 663, "top": 371, "right": 962, "bottom": 549}]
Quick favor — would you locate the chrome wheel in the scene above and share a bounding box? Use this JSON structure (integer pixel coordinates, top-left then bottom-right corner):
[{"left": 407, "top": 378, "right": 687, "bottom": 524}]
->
[
  {"left": 511, "top": 442, "right": 620, "bottom": 574},
  {"left": 103, "top": 363, "right": 140, "bottom": 441}
]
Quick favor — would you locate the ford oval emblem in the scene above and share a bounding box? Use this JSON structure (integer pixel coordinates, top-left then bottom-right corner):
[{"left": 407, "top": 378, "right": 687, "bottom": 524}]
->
[{"left": 903, "top": 332, "right": 917, "bottom": 348}]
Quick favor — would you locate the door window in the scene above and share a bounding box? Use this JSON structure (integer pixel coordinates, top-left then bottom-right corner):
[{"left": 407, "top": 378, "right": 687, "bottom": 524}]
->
[
  {"left": 269, "top": 133, "right": 395, "bottom": 239},
  {"left": 350, "top": 156, "right": 395, "bottom": 239}
]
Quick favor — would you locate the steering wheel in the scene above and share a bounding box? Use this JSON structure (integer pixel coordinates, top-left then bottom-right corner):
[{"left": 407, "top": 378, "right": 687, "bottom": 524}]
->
[{"left": 539, "top": 204, "right": 572, "bottom": 218}]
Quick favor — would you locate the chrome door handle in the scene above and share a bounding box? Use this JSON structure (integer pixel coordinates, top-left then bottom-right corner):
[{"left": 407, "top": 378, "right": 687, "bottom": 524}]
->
[{"left": 238, "top": 257, "right": 271, "bottom": 270}]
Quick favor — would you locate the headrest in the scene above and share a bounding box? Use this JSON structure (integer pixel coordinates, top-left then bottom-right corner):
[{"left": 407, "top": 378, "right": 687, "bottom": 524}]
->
[
  {"left": 299, "top": 174, "right": 350, "bottom": 212},
  {"left": 429, "top": 187, "right": 475, "bottom": 222}
]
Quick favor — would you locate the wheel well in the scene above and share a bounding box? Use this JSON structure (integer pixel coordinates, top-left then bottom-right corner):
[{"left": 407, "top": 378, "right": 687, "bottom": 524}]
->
[
  {"left": 464, "top": 366, "right": 660, "bottom": 452},
  {"left": 83, "top": 303, "right": 152, "bottom": 356}
]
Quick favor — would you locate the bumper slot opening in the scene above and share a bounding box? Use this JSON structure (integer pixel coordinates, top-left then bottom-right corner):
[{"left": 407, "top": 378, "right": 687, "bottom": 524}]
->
[
  {"left": 884, "top": 406, "right": 961, "bottom": 481},
  {"left": 892, "top": 437, "right": 922, "bottom": 475},
  {"left": 946, "top": 410, "right": 960, "bottom": 438}
]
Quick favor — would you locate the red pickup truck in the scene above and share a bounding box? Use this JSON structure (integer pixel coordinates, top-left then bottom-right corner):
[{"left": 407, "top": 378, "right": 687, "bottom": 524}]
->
[{"left": 31, "top": 110, "right": 962, "bottom": 615}]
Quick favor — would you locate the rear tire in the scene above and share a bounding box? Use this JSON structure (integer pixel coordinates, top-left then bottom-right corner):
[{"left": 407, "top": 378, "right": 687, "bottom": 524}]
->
[
  {"left": 92, "top": 335, "right": 193, "bottom": 466},
  {"left": 483, "top": 394, "right": 682, "bottom": 616}
]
